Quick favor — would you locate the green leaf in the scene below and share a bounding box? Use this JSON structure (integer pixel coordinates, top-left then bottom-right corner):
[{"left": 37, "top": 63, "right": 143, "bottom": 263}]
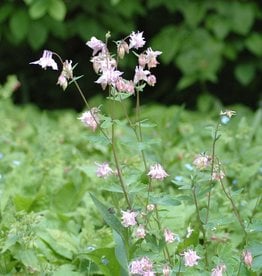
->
[
  {"left": 27, "top": 21, "right": 48, "bottom": 49},
  {"left": 83, "top": 248, "right": 121, "bottom": 276},
  {"left": 9, "top": 9, "right": 29, "bottom": 41},
  {"left": 29, "top": 0, "right": 48, "bottom": 19},
  {"left": 14, "top": 248, "right": 40, "bottom": 271},
  {"left": 245, "top": 33, "right": 262, "bottom": 57},
  {"left": 150, "top": 194, "right": 181, "bottom": 206},
  {"left": 234, "top": 64, "right": 255, "bottom": 86},
  {"left": 89, "top": 193, "right": 126, "bottom": 240},
  {"left": 0, "top": 4, "right": 13, "bottom": 23},
  {"left": 113, "top": 230, "right": 129, "bottom": 273},
  {"left": 48, "top": 0, "right": 66, "bottom": 21}
]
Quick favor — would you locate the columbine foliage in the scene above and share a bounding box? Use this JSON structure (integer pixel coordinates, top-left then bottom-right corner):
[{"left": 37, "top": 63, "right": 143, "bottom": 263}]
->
[{"left": 0, "top": 30, "right": 261, "bottom": 275}]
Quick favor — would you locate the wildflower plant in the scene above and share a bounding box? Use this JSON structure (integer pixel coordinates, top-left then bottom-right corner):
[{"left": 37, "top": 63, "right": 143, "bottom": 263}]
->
[{"left": 27, "top": 31, "right": 262, "bottom": 275}]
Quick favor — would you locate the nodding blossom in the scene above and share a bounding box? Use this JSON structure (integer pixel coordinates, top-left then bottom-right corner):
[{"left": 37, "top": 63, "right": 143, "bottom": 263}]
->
[
  {"left": 211, "top": 166, "right": 225, "bottom": 181},
  {"left": 144, "top": 48, "right": 162, "bottom": 69},
  {"left": 57, "top": 60, "right": 73, "bottom": 90},
  {"left": 242, "top": 250, "right": 252, "bottom": 267},
  {"left": 186, "top": 225, "right": 194, "bottom": 238},
  {"left": 78, "top": 108, "right": 100, "bottom": 131},
  {"left": 86, "top": 36, "right": 106, "bottom": 56},
  {"left": 95, "top": 162, "right": 113, "bottom": 178},
  {"left": 129, "top": 31, "right": 146, "bottom": 50},
  {"left": 182, "top": 249, "right": 201, "bottom": 267},
  {"left": 147, "top": 163, "right": 169, "bottom": 180},
  {"left": 121, "top": 210, "right": 138, "bottom": 227},
  {"left": 129, "top": 256, "right": 154, "bottom": 275},
  {"left": 162, "top": 265, "right": 171, "bottom": 276},
  {"left": 30, "top": 50, "right": 58, "bottom": 70},
  {"left": 193, "top": 153, "right": 211, "bottom": 170},
  {"left": 134, "top": 66, "right": 150, "bottom": 84},
  {"left": 135, "top": 224, "right": 146, "bottom": 239},
  {"left": 211, "top": 264, "right": 226, "bottom": 276},
  {"left": 164, "top": 228, "right": 176, "bottom": 244}
]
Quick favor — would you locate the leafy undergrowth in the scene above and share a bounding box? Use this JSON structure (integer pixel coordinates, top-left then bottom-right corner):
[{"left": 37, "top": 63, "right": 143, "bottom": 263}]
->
[{"left": 0, "top": 91, "right": 261, "bottom": 275}]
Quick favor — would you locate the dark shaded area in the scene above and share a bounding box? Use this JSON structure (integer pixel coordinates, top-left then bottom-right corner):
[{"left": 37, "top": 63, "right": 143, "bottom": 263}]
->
[{"left": 0, "top": 0, "right": 261, "bottom": 111}]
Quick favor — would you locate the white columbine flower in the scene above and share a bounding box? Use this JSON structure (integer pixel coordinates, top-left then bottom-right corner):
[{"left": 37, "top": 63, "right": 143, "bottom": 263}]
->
[{"left": 30, "top": 50, "right": 58, "bottom": 70}]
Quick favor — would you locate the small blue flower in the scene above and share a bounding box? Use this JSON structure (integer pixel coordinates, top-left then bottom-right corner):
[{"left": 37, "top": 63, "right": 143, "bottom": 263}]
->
[
  {"left": 87, "top": 246, "right": 96, "bottom": 251},
  {"left": 0, "top": 153, "right": 3, "bottom": 159},
  {"left": 232, "top": 179, "right": 238, "bottom": 185},
  {"left": 221, "top": 115, "right": 230, "bottom": 125},
  {"left": 174, "top": 176, "right": 183, "bottom": 182},
  {"left": 185, "top": 163, "right": 193, "bottom": 171},
  {"left": 12, "top": 160, "right": 21, "bottom": 166},
  {"left": 101, "top": 256, "right": 109, "bottom": 265}
]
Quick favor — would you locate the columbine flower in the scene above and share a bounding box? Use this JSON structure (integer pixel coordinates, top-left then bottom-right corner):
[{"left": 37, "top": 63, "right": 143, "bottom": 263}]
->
[
  {"left": 30, "top": 50, "right": 58, "bottom": 70},
  {"left": 211, "top": 264, "right": 226, "bottom": 276},
  {"left": 95, "top": 162, "right": 113, "bottom": 178},
  {"left": 95, "top": 67, "right": 123, "bottom": 90},
  {"left": 121, "top": 210, "right": 138, "bottom": 227},
  {"left": 57, "top": 74, "right": 68, "bottom": 90},
  {"left": 135, "top": 224, "right": 146, "bottom": 239},
  {"left": 147, "top": 204, "right": 155, "bottom": 212},
  {"left": 242, "top": 250, "right": 252, "bottom": 267},
  {"left": 220, "top": 110, "right": 236, "bottom": 118},
  {"left": 186, "top": 225, "right": 194, "bottom": 238},
  {"left": 162, "top": 265, "right": 171, "bottom": 276},
  {"left": 182, "top": 249, "right": 201, "bottom": 267},
  {"left": 134, "top": 66, "right": 150, "bottom": 84},
  {"left": 145, "top": 47, "right": 162, "bottom": 69},
  {"left": 78, "top": 108, "right": 100, "bottom": 131},
  {"left": 147, "top": 74, "right": 156, "bottom": 86},
  {"left": 117, "top": 40, "right": 129, "bottom": 59},
  {"left": 129, "top": 256, "right": 154, "bottom": 275},
  {"left": 57, "top": 60, "right": 73, "bottom": 90},
  {"left": 212, "top": 167, "right": 225, "bottom": 181},
  {"left": 193, "top": 153, "right": 211, "bottom": 170},
  {"left": 129, "top": 31, "right": 146, "bottom": 49},
  {"left": 164, "top": 228, "right": 175, "bottom": 244},
  {"left": 86, "top": 36, "right": 106, "bottom": 56},
  {"left": 148, "top": 163, "right": 169, "bottom": 180}
]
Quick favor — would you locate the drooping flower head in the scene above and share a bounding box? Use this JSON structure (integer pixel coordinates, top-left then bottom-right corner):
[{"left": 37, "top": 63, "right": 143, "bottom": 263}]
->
[
  {"left": 135, "top": 224, "right": 146, "bottom": 239},
  {"left": 164, "top": 228, "right": 176, "bottom": 244},
  {"left": 30, "top": 50, "right": 58, "bottom": 70},
  {"left": 182, "top": 249, "right": 201, "bottom": 267},
  {"left": 129, "top": 256, "right": 154, "bottom": 275},
  {"left": 162, "top": 264, "right": 171, "bottom": 276},
  {"left": 211, "top": 264, "right": 226, "bottom": 276},
  {"left": 134, "top": 66, "right": 150, "bottom": 84},
  {"left": 144, "top": 47, "right": 162, "bottom": 69},
  {"left": 78, "top": 108, "right": 100, "bottom": 131},
  {"left": 86, "top": 36, "right": 106, "bottom": 56},
  {"left": 95, "top": 162, "right": 113, "bottom": 178},
  {"left": 242, "top": 250, "right": 252, "bottom": 267},
  {"left": 148, "top": 163, "right": 169, "bottom": 180},
  {"left": 129, "top": 31, "right": 146, "bottom": 50},
  {"left": 121, "top": 210, "right": 138, "bottom": 227},
  {"left": 193, "top": 153, "right": 211, "bottom": 170}
]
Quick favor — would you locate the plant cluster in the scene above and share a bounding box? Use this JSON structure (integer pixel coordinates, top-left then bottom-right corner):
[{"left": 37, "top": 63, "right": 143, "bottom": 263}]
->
[{"left": 0, "top": 31, "right": 261, "bottom": 275}]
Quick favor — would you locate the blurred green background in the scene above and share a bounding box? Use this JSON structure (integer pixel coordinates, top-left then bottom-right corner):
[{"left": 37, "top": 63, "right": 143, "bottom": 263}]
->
[{"left": 0, "top": 0, "right": 261, "bottom": 110}]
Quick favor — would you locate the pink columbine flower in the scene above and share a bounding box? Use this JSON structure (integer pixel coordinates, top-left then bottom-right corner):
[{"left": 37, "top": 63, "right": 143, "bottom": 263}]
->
[
  {"left": 211, "top": 264, "right": 226, "bottom": 276},
  {"left": 129, "top": 31, "right": 146, "bottom": 49},
  {"left": 135, "top": 224, "right": 146, "bottom": 239},
  {"left": 145, "top": 47, "right": 162, "bottom": 69},
  {"left": 78, "top": 108, "right": 100, "bottom": 131},
  {"left": 212, "top": 167, "right": 225, "bottom": 181},
  {"left": 182, "top": 249, "right": 201, "bottom": 267},
  {"left": 242, "top": 250, "right": 252, "bottom": 267},
  {"left": 146, "top": 204, "right": 155, "bottom": 212},
  {"left": 95, "top": 67, "right": 123, "bottom": 90},
  {"left": 57, "top": 74, "right": 68, "bottom": 90},
  {"left": 147, "top": 163, "right": 169, "bottom": 180},
  {"left": 164, "top": 228, "right": 175, "bottom": 244},
  {"left": 147, "top": 74, "right": 156, "bottom": 86},
  {"left": 129, "top": 256, "right": 154, "bottom": 275},
  {"left": 121, "top": 210, "right": 138, "bottom": 227},
  {"left": 193, "top": 153, "right": 211, "bottom": 170},
  {"left": 134, "top": 66, "right": 150, "bottom": 84},
  {"left": 95, "top": 162, "right": 113, "bottom": 178},
  {"left": 86, "top": 36, "right": 106, "bottom": 56},
  {"left": 30, "top": 50, "right": 58, "bottom": 70}
]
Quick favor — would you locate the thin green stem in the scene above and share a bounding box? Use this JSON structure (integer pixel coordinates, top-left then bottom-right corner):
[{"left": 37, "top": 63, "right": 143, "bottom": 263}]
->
[
  {"left": 219, "top": 178, "right": 247, "bottom": 239},
  {"left": 111, "top": 121, "right": 132, "bottom": 209},
  {"left": 206, "top": 122, "right": 220, "bottom": 223},
  {"left": 192, "top": 183, "right": 209, "bottom": 268}
]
